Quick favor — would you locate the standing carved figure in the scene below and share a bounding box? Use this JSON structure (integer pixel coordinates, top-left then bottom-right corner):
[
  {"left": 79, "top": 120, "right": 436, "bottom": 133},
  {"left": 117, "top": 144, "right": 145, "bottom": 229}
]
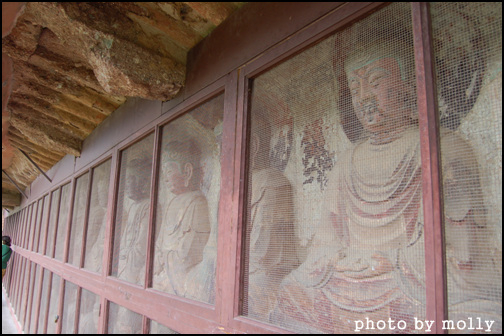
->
[
  {"left": 153, "top": 140, "right": 211, "bottom": 298},
  {"left": 246, "top": 112, "right": 298, "bottom": 320},
  {"left": 111, "top": 152, "right": 152, "bottom": 333},
  {"left": 116, "top": 155, "right": 151, "bottom": 285},
  {"left": 84, "top": 163, "right": 110, "bottom": 273}
]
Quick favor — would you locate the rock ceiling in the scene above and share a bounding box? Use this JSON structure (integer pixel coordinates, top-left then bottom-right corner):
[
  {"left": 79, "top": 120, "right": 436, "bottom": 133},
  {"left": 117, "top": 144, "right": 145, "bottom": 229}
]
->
[{"left": 2, "top": 2, "right": 245, "bottom": 210}]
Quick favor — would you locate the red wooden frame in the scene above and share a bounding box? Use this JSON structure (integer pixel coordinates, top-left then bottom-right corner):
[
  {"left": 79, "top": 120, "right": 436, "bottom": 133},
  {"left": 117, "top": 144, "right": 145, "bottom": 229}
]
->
[
  {"left": 412, "top": 2, "right": 447, "bottom": 333},
  {"left": 3, "top": 2, "right": 478, "bottom": 334}
]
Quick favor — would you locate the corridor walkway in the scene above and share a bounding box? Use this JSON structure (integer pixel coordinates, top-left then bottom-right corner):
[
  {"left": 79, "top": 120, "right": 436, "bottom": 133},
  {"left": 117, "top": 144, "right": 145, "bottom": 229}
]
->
[{"left": 2, "top": 285, "right": 21, "bottom": 334}]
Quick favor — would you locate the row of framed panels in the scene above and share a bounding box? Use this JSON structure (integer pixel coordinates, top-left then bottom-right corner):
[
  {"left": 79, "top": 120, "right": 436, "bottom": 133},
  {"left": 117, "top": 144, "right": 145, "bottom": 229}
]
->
[{"left": 4, "top": 2, "right": 502, "bottom": 334}]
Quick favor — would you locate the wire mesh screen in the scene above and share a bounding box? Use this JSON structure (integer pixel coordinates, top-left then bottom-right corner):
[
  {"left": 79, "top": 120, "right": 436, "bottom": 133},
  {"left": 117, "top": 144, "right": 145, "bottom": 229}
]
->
[
  {"left": 15, "top": 255, "right": 23, "bottom": 310},
  {"left": 17, "top": 208, "right": 25, "bottom": 248},
  {"left": 20, "top": 207, "right": 26, "bottom": 248},
  {"left": 430, "top": 3, "right": 502, "bottom": 334},
  {"left": 32, "top": 198, "right": 44, "bottom": 253},
  {"left": 55, "top": 183, "right": 71, "bottom": 261},
  {"left": 14, "top": 212, "right": 20, "bottom": 244},
  {"left": 38, "top": 268, "right": 50, "bottom": 333},
  {"left": 243, "top": 3, "right": 427, "bottom": 333},
  {"left": 78, "top": 288, "right": 101, "bottom": 334},
  {"left": 61, "top": 281, "right": 78, "bottom": 334},
  {"left": 22, "top": 204, "right": 32, "bottom": 249},
  {"left": 21, "top": 207, "right": 27, "bottom": 248},
  {"left": 45, "top": 189, "right": 60, "bottom": 256},
  {"left": 152, "top": 94, "right": 223, "bottom": 304},
  {"left": 20, "top": 208, "right": 26, "bottom": 248},
  {"left": 25, "top": 204, "right": 32, "bottom": 249},
  {"left": 38, "top": 194, "right": 50, "bottom": 253},
  {"left": 16, "top": 209, "right": 23, "bottom": 247},
  {"left": 46, "top": 273, "right": 61, "bottom": 334},
  {"left": 21, "top": 207, "right": 28, "bottom": 248},
  {"left": 19, "top": 260, "right": 32, "bottom": 328},
  {"left": 10, "top": 212, "right": 16, "bottom": 243},
  {"left": 112, "top": 134, "right": 154, "bottom": 285},
  {"left": 12, "top": 257, "right": 23, "bottom": 309},
  {"left": 149, "top": 319, "right": 180, "bottom": 334},
  {"left": 68, "top": 173, "right": 90, "bottom": 267},
  {"left": 27, "top": 204, "right": 34, "bottom": 248},
  {"left": 27, "top": 203, "right": 35, "bottom": 250},
  {"left": 29, "top": 264, "right": 41, "bottom": 334},
  {"left": 24, "top": 261, "right": 37, "bottom": 332},
  {"left": 108, "top": 302, "right": 143, "bottom": 334},
  {"left": 83, "top": 159, "right": 111, "bottom": 273}
]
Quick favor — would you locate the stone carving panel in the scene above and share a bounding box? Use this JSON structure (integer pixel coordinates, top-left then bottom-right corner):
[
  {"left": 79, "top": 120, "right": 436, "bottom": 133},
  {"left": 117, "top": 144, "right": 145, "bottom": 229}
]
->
[
  {"left": 45, "top": 189, "right": 60, "bottom": 257},
  {"left": 431, "top": 2, "right": 502, "bottom": 332},
  {"left": 78, "top": 289, "right": 101, "bottom": 334},
  {"left": 108, "top": 302, "right": 143, "bottom": 334},
  {"left": 152, "top": 94, "right": 223, "bottom": 304},
  {"left": 68, "top": 173, "right": 90, "bottom": 266},
  {"left": 111, "top": 135, "right": 154, "bottom": 285},
  {"left": 83, "top": 159, "right": 112, "bottom": 273},
  {"left": 243, "top": 2, "right": 502, "bottom": 334},
  {"left": 54, "top": 183, "right": 71, "bottom": 261},
  {"left": 61, "top": 281, "right": 78, "bottom": 334}
]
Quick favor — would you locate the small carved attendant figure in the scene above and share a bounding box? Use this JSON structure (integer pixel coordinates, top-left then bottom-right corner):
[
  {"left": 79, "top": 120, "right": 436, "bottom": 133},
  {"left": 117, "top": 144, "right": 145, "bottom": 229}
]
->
[
  {"left": 274, "top": 29, "right": 500, "bottom": 333},
  {"left": 116, "top": 154, "right": 151, "bottom": 285},
  {"left": 85, "top": 163, "right": 110, "bottom": 273},
  {"left": 246, "top": 112, "right": 298, "bottom": 321},
  {"left": 153, "top": 140, "right": 211, "bottom": 298}
]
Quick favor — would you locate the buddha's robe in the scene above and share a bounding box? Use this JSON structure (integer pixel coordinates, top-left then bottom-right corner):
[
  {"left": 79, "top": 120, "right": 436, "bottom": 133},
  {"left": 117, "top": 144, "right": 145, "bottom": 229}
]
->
[
  {"left": 247, "top": 167, "right": 298, "bottom": 320},
  {"left": 275, "top": 126, "right": 500, "bottom": 333},
  {"left": 153, "top": 190, "right": 210, "bottom": 297}
]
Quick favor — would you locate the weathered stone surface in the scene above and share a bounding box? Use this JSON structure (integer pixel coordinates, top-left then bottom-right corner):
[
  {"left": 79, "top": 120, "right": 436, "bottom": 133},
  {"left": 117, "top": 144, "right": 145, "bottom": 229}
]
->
[
  {"left": 9, "top": 104, "right": 82, "bottom": 157},
  {"left": 2, "top": 55, "right": 15, "bottom": 170},
  {"left": 2, "top": 2, "right": 27, "bottom": 38},
  {"left": 1, "top": 190, "right": 21, "bottom": 208},
  {"left": 9, "top": 127, "right": 65, "bottom": 161},
  {"left": 2, "top": 2, "right": 27, "bottom": 203},
  {"left": 2, "top": 2, "right": 245, "bottom": 208},
  {"left": 86, "top": 34, "right": 185, "bottom": 100},
  {"left": 184, "top": 2, "right": 241, "bottom": 26},
  {"left": 2, "top": 18, "right": 42, "bottom": 61},
  {"left": 26, "top": 2, "right": 186, "bottom": 101}
]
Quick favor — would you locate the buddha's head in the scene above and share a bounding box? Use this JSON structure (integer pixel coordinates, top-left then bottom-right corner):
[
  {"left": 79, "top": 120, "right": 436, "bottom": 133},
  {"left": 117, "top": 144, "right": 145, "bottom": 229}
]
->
[{"left": 344, "top": 31, "right": 417, "bottom": 137}]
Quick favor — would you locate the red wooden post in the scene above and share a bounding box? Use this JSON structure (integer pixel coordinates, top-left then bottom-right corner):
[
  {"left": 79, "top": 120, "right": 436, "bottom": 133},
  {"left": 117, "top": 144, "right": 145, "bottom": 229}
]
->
[{"left": 411, "top": 2, "right": 448, "bottom": 333}]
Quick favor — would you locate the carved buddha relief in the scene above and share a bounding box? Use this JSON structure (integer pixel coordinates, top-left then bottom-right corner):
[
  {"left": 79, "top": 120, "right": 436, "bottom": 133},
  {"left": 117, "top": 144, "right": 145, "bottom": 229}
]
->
[
  {"left": 107, "top": 140, "right": 154, "bottom": 334},
  {"left": 153, "top": 139, "right": 211, "bottom": 298},
  {"left": 261, "top": 3, "right": 501, "bottom": 333},
  {"left": 112, "top": 135, "right": 154, "bottom": 285},
  {"left": 83, "top": 160, "right": 111, "bottom": 273},
  {"left": 151, "top": 95, "right": 223, "bottom": 304},
  {"left": 244, "top": 111, "right": 299, "bottom": 320}
]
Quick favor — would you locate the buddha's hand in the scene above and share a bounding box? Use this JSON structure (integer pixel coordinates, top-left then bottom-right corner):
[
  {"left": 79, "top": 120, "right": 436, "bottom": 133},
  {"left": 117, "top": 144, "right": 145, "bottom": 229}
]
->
[
  {"left": 335, "top": 251, "right": 394, "bottom": 279},
  {"left": 333, "top": 250, "right": 370, "bottom": 273}
]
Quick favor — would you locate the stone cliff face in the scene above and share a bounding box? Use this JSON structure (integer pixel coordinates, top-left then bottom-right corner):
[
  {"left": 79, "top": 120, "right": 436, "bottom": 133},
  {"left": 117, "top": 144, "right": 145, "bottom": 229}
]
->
[{"left": 2, "top": 2, "right": 245, "bottom": 209}]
